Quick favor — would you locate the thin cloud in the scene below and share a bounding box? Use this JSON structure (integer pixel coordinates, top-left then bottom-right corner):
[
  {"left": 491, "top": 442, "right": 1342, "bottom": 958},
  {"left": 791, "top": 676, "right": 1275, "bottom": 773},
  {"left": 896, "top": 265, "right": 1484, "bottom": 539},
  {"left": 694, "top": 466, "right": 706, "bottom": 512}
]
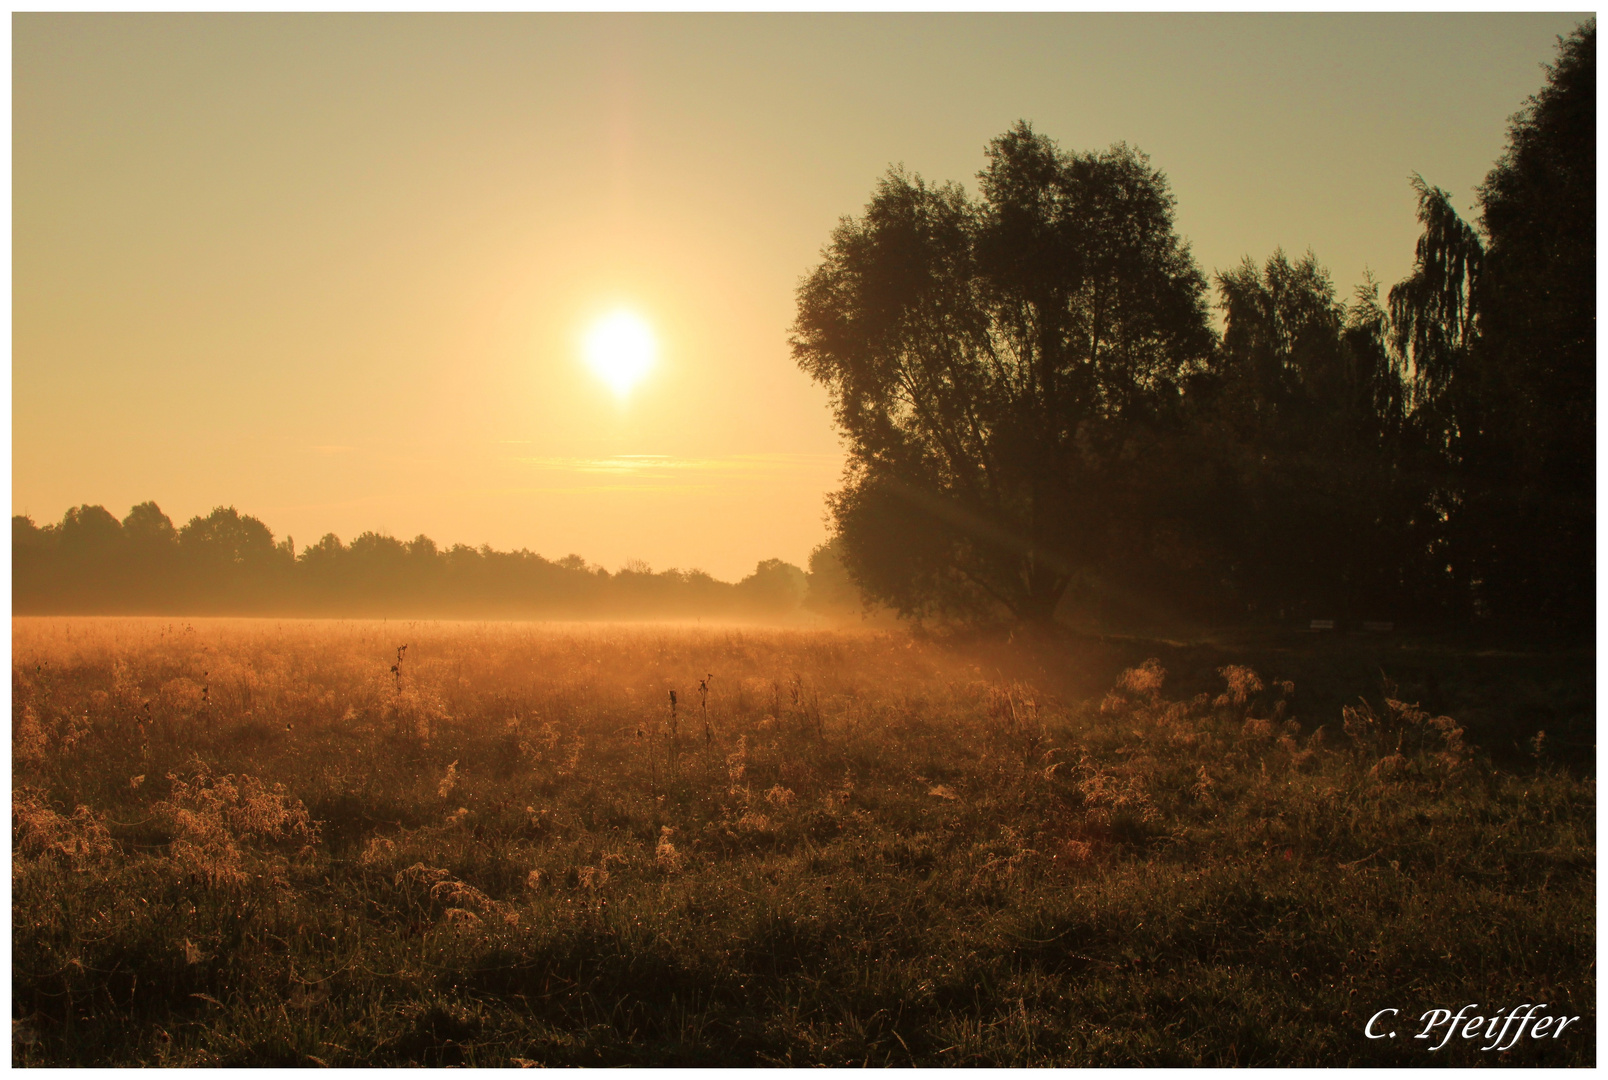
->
[{"left": 513, "top": 453, "right": 840, "bottom": 477}]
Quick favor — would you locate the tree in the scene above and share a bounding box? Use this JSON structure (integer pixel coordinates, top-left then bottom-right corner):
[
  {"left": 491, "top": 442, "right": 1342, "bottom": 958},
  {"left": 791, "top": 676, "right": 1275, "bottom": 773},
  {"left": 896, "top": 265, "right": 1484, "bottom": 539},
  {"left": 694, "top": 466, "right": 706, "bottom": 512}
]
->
[
  {"left": 803, "top": 538, "right": 867, "bottom": 619},
  {"left": 1205, "top": 251, "right": 1436, "bottom": 622},
  {"left": 59, "top": 504, "right": 123, "bottom": 556},
  {"left": 122, "top": 502, "right": 177, "bottom": 547},
  {"left": 1388, "top": 21, "right": 1595, "bottom": 630},
  {"left": 179, "top": 506, "right": 283, "bottom": 568},
  {"left": 52, "top": 505, "right": 126, "bottom": 607},
  {"left": 121, "top": 501, "right": 180, "bottom": 606},
  {"left": 1462, "top": 20, "right": 1595, "bottom": 629},
  {"left": 13, "top": 515, "right": 56, "bottom": 610},
  {"left": 793, "top": 123, "right": 1213, "bottom": 624},
  {"left": 1389, "top": 177, "right": 1483, "bottom": 415},
  {"left": 12, "top": 514, "right": 47, "bottom": 555},
  {"left": 1384, "top": 179, "right": 1486, "bottom": 619},
  {"left": 177, "top": 506, "right": 292, "bottom": 609},
  {"left": 736, "top": 558, "right": 808, "bottom": 613}
]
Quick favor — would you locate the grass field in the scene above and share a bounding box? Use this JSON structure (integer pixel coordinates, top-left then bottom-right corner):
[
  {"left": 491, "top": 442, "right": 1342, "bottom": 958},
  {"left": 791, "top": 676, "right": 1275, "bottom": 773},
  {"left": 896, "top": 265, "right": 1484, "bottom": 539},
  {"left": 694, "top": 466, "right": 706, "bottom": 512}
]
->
[{"left": 12, "top": 616, "right": 1595, "bottom": 1065}]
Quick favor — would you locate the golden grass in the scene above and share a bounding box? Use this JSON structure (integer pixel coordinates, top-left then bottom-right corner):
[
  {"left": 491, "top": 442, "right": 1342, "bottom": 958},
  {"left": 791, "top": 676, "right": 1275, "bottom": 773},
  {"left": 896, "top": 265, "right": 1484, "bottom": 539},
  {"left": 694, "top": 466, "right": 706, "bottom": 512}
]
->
[{"left": 12, "top": 616, "right": 1595, "bottom": 1066}]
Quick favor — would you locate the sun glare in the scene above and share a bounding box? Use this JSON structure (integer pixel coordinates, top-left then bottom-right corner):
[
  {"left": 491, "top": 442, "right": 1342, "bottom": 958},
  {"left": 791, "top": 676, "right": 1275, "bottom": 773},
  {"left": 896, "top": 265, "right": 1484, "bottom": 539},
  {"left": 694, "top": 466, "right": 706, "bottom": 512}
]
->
[{"left": 583, "top": 310, "right": 657, "bottom": 397}]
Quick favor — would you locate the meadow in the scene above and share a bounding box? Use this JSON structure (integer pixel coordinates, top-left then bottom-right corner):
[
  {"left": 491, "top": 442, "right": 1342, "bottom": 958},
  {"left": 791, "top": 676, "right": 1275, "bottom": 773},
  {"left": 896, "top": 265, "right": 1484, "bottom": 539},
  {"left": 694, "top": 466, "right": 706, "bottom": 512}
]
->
[{"left": 12, "top": 617, "right": 1594, "bottom": 1066}]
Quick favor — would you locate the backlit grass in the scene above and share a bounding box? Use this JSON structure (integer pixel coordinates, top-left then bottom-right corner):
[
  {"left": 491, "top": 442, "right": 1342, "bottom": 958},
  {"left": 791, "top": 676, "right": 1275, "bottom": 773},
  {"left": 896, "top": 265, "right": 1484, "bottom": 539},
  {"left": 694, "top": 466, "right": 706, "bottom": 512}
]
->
[{"left": 12, "top": 617, "right": 1594, "bottom": 1065}]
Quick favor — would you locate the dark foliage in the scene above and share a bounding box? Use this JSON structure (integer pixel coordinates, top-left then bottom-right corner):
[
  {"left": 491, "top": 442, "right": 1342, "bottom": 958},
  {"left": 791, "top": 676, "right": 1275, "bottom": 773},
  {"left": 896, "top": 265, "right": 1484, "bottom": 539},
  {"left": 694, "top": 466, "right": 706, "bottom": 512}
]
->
[
  {"left": 1193, "top": 254, "right": 1447, "bottom": 624},
  {"left": 793, "top": 124, "right": 1213, "bottom": 624},
  {"left": 1460, "top": 20, "right": 1595, "bottom": 629},
  {"left": 799, "top": 24, "right": 1592, "bottom": 636}
]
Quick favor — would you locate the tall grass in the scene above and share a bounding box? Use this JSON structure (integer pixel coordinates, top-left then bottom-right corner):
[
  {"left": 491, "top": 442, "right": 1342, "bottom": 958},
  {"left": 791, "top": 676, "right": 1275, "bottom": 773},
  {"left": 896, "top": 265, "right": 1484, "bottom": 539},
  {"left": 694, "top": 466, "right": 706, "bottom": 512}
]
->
[{"left": 12, "top": 617, "right": 1593, "bottom": 1065}]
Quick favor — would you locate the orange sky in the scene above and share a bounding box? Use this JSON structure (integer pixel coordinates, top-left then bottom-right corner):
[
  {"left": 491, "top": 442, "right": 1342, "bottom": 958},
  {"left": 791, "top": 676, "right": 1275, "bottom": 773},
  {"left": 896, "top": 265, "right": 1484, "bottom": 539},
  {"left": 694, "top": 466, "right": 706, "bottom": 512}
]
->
[{"left": 12, "top": 13, "right": 1585, "bottom": 580}]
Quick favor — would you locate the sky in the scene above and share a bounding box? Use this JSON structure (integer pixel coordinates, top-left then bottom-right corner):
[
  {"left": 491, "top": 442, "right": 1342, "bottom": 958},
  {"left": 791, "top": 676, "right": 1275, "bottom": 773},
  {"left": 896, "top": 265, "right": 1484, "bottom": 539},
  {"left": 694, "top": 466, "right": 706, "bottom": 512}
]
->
[{"left": 12, "top": 12, "right": 1588, "bottom": 581}]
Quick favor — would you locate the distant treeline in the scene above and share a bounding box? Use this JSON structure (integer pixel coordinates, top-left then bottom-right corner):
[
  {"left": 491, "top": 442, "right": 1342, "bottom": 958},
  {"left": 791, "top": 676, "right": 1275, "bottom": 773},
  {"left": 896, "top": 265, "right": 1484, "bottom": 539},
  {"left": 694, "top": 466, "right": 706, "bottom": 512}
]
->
[{"left": 12, "top": 503, "right": 861, "bottom": 621}]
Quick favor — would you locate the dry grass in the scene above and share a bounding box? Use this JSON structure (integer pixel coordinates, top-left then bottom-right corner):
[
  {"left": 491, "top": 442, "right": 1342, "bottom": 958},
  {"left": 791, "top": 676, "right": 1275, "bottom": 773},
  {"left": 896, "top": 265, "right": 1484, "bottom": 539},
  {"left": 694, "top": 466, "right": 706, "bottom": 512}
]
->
[{"left": 12, "top": 617, "right": 1595, "bottom": 1065}]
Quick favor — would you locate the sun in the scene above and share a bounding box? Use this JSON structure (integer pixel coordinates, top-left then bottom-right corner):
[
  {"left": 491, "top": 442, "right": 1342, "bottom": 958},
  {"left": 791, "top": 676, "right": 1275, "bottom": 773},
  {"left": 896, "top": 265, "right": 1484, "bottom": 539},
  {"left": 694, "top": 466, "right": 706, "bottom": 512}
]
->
[{"left": 583, "top": 310, "right": 657, "bottom": 397}]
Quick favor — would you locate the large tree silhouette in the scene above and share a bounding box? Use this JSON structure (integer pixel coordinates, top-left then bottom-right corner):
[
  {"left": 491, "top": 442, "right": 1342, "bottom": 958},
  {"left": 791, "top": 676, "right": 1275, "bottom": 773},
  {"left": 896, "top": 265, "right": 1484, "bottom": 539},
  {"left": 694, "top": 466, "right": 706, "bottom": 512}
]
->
[
  {"left": 1390, "top": 21, "right": 1595, "bottom": 629},
  {"left": 1464, "top": 21, "right": 1595, "bottom": 628},
  {"left": 793, "top": 123, "right": 1212, "bottom": 623}
]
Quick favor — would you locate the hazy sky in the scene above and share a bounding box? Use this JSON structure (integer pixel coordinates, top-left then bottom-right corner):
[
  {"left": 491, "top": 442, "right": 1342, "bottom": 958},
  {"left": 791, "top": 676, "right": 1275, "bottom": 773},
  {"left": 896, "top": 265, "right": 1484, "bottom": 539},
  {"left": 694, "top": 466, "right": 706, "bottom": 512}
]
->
[{"left": 13, "top": 13, "right": 1587, "bottom": 580}]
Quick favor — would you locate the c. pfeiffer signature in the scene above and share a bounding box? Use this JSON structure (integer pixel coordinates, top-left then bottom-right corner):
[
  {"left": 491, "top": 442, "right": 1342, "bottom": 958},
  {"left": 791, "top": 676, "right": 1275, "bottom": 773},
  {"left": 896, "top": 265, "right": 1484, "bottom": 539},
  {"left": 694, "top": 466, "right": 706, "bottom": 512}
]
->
[{"left": 1366, "top": 1003, "right": 1583, "bottom": 1051}]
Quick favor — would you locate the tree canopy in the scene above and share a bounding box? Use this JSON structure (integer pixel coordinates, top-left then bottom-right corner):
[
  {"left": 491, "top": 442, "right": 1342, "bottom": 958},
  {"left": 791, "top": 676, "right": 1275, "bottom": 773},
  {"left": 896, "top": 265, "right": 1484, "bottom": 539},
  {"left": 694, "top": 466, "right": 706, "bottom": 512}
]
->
[
  {"left": 793, "top": 123, "right": 1213, "bottom": 624},
  {"left": 1386, "top": 20, "right": 1595, "bottom": 629},
  {"left": 1463, "top": 20, "right": 1595, "bottom": 628},
  {"left": 798, "top": 21, "right": 1592, "bottom": 636}
]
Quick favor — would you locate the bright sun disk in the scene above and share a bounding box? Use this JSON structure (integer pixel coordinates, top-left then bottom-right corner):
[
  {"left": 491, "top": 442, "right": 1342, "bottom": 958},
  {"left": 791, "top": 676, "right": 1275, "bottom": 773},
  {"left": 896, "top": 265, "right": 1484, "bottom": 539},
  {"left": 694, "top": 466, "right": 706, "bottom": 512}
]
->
[{"left": 583, "top": 310, "right": 656, "bottom": 397}]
